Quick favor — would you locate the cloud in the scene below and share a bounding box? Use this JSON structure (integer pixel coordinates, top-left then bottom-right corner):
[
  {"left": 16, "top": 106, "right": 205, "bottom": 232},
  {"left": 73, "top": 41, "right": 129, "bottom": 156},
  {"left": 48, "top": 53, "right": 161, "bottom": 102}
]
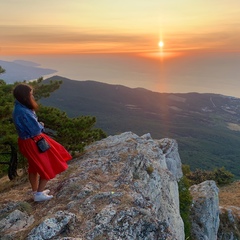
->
[
  {"left": 0, "top": 25, "right": 148, "bottom": 43},
  {"left": 164, "top": 30, "right": 240, "bottom": 52},
  {"left": 0, "top": 24, "right": 239, "bottom": 54}
]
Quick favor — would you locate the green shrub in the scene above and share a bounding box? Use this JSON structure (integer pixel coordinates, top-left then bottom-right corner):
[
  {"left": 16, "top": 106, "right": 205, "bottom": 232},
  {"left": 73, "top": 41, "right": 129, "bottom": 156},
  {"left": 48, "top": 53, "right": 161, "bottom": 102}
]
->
[
  {"left": 178, "top": 169, "right": 192, "bottom": 239},
  {"left": 186, "top": 167, "right": 234, "bottom": 186},
  {"left": 182, "top": 164, "right": 191, "bottom": 175},
  {"left": 186, "top": 168, "right": 214, "bottom": 185},
  {"left": 213, "top": 167, "right": 234, "bottom": 186},
  {"left": 146, "top": 165, "right": 154, "bottom": 175}
]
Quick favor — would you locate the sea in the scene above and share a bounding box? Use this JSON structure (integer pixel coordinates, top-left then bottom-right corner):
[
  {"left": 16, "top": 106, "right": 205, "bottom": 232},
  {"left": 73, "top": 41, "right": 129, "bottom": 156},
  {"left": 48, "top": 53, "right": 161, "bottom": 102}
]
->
[{"left": 1, "top": 52, "right": 240, "bottom": 98}]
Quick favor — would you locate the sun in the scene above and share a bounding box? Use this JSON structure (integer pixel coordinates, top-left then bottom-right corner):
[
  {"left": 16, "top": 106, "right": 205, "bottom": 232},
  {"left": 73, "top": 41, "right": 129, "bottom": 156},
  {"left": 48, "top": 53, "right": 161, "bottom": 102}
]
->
[{"left": 158, "top": 41, "right": 164, "bottom": 48}]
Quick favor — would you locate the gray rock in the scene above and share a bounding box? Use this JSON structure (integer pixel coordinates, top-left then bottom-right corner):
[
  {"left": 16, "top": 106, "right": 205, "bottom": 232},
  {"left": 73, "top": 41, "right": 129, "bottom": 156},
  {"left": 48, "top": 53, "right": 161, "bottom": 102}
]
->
[
  {"left": 27, "top": 211, "right": 76, "bottom": 240},
  {"left": 0, "top": 209, "right": 34, "bottom": 239},
  {"left": 218, "top": 206, "right": 240, "bottom": 240},
  {"left": 190, "top": 180, "right": 220, "bottom": 240}
]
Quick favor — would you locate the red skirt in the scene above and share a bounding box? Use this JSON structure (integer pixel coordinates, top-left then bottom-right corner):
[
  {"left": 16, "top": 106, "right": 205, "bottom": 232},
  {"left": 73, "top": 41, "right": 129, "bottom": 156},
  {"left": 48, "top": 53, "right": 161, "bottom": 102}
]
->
[{"left": 18, "top": 133, "right": 72, "bottom": 180}]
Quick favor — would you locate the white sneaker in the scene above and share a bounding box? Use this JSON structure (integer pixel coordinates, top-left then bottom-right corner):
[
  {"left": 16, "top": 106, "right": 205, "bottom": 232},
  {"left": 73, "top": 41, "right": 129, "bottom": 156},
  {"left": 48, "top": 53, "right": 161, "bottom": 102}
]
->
[
  {"left": 34, "top": 192, "right": 53, "bottom": 202},
  {"left": 32, "top": 189, "right": 50, "bottom": 195}
]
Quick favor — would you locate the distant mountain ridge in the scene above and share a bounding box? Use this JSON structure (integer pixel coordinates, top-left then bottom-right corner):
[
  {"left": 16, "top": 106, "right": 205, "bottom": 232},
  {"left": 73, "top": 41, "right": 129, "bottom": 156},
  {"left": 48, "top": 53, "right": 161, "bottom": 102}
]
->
[
  {"left": 0, "top": 60, "right": 57, "bottom": 83},
  {"left": 40, "top": 76, "right": 240, "bottom": 178}
]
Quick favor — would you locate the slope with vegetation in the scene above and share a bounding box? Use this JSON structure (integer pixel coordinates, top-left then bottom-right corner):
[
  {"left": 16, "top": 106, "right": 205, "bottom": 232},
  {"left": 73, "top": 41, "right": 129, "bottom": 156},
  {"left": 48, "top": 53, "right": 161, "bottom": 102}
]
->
[{"left": 40, "top": 76, "right": 240, "bottom": 178}]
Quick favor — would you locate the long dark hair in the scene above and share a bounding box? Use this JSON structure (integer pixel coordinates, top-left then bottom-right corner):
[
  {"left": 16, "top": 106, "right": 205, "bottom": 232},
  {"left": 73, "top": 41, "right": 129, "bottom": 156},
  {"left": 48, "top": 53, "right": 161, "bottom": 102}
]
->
[{"left": 13, "top": 83, "right": 38, "bottom": 110}]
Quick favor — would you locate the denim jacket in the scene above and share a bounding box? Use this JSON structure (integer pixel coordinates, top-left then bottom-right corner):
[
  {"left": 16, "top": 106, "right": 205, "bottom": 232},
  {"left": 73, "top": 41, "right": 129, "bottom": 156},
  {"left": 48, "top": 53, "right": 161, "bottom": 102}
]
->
[{"left": 12, "top": 100, "right": 44, "bottom": 139}]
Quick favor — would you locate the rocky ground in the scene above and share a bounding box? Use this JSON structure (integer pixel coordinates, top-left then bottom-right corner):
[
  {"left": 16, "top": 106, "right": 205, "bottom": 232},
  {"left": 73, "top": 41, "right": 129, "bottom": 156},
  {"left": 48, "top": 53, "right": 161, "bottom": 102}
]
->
[
  {"left": 0, "top": 168, "right": 69, "bottom": 204},
  {"left": 0, "top": 169, "right": 239, "bottom": 210},
  {"left": 0, "top": 133, "right": 186, "bottom": 239},
  {"left": 0, "top": 169, "right": 238, "bottom": 240}
]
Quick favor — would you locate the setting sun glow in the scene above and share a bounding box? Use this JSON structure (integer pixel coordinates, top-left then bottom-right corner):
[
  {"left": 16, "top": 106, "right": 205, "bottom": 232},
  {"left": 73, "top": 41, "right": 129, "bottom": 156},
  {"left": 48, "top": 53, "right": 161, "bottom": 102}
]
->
[
  {"left": 158, "top": 41, "right": 164, "bottom": 48},
  {"left": 0, "top": 1, "right": 240, "bottom": 56}
]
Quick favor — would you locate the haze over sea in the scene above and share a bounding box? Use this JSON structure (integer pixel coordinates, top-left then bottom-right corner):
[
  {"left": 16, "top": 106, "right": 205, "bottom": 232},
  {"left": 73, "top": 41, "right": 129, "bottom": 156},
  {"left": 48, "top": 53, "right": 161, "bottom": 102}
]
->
[{"left": 2, "top": 52, "right": 240, "bottom": 98}]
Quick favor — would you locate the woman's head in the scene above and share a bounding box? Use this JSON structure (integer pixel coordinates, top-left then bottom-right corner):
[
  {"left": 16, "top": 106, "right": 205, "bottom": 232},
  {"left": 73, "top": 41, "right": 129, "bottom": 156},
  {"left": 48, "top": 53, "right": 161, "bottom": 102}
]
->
[{"left": 13, "top": 83, "right": 38, "bottom": 110}]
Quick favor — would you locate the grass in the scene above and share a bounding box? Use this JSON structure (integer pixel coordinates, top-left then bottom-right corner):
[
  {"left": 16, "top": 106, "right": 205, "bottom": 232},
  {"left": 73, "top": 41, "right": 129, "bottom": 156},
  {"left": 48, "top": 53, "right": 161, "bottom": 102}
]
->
[
  {"left": 219, "top": 181, "right": 240, "bottom": 206},
  {"left": 146, "top": 165, "right": 154, "bottom": 175}
]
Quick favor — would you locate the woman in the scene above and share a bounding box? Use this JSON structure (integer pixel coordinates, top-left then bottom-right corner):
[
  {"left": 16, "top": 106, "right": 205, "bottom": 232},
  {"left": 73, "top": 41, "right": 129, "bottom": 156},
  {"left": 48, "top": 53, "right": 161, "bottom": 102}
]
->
[{"left": 12, "top": 83, "right": 72, "bottom": 202}]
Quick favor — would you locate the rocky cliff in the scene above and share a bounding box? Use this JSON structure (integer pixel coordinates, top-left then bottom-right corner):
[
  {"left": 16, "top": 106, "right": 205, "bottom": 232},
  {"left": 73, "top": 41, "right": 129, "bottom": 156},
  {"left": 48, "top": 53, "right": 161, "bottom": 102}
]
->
[
  {"left": 0, "top": 132, "right": 184, "bottom": 239},
  {"left": 0, "top": 132, "right": 231, "bottom": 239}
]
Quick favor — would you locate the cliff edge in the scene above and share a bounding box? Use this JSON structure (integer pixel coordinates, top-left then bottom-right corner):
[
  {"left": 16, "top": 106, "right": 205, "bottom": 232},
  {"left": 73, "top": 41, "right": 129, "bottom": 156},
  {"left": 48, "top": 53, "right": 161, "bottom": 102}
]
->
[{"left": 0, "top": 132, "right": 185, "bottom": 239}]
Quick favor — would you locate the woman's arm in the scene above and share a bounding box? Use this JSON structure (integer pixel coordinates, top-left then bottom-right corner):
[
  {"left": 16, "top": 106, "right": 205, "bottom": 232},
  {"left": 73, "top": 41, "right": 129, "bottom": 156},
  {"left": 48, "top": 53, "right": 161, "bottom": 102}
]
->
[{"left": 20, "top": 110, "right": 44, "bottom": 137}]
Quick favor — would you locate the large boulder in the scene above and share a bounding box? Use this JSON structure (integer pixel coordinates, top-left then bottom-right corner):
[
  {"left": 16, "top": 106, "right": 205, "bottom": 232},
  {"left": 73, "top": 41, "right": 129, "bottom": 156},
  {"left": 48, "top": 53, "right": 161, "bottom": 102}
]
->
[{"left": 189, "top": 180, "right": 220, "bottom": 240}]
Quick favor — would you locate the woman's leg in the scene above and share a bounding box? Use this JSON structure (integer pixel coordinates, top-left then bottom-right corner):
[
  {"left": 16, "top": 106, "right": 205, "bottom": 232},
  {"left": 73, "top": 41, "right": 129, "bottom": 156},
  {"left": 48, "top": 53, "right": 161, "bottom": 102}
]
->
[
  {"left": 37, "top": 178, "right": 49, "bottom": 192},
  {"left": 29, "top": 174, "right": 50, "bottom": 193},
  {"left": 29, "top": 173, "right": 39, "bottom": 192}
]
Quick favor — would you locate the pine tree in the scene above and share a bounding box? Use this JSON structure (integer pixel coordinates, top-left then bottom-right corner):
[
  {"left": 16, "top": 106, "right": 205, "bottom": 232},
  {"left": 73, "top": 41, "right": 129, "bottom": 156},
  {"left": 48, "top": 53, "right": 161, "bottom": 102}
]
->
[
  {"left": 0, "top": 69, "right": 106, "bottom": 176},
  {"left": 37, "top": 105, "right": 106, "bottom": 152}
]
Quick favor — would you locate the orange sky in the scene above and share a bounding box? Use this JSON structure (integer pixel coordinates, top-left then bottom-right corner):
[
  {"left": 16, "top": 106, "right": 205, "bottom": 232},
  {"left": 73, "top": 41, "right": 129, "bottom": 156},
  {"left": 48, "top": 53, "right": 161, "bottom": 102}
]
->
[{"left": 1, "top": 1, "right": 240, "bottom": 57}]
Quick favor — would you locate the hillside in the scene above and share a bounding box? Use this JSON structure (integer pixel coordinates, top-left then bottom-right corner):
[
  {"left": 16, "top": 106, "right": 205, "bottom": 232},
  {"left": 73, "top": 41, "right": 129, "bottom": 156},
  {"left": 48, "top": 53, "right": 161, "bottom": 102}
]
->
[{"left": 40, "top": 76, "right": 240, "bottom": 178}]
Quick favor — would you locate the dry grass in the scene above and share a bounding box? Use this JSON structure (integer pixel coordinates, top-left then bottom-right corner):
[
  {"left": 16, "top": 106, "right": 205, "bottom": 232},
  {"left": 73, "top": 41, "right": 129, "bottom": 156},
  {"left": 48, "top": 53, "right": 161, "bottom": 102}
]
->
[{"left": 219, "top": 180, "right": 240, "bottom": 207}]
